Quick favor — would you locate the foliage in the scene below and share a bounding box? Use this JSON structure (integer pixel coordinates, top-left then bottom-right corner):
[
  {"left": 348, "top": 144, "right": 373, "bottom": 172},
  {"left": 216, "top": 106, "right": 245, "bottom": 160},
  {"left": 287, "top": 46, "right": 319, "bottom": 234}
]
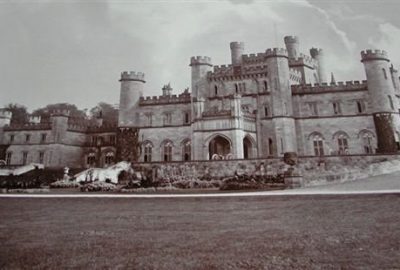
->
[
  {"left": 4, "top": 103, "right": 28, "bottom": 125},
  {"left": 50, "top": 179, "right": 80, "bottom": 188},
  {"left": 90, "top": 102, "right": 118, "bottom": 125},
  {"left": 80, "top": 181, "right": 116, "bottom": 192},
  {"left": 32, "top": 103, "right": 87, "bottom": 122}
]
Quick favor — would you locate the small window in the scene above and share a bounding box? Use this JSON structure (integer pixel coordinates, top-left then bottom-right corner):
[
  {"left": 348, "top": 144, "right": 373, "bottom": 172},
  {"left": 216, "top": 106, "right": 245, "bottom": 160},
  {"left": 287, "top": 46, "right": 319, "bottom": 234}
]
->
[
  {"left": 163, "top": 141, "right": 173, "bottom": 162},
  {"left": 145, "top": 113, "right": 153, "bottom": 126},
  {"left": 184, "top": 112, "right": 190, "bottom": 124},
  {"left": 264, "top": 106, "right": 269, "bottom": 117},
  {"left": 87, "top": 153, "right": 96, "bottom": 166},
  {"left": 337, "top": 135, "right": 349, "bottom": 155},
  {"left": 38, "top": 152, "right": 44, "bottom": 164},
  {"left": 25, "top": 134, "right": 31, "bottom": 143},
  {"left": 104, "top": 152, "right": 114, "bottom": 165},
  {"left": 182, "top": 141, "right": 191, "bottom": 161},
  {"left": 235, "top": 83, "right": 238, "bottom": 94},
  {"left": 382, "top": 68, "right": 387, "bottom": 79},
  {"left": 9, "top": 134, "right": 14, "bottom": 143},
  {"left": 22, "top": 152, "right": 28, "bottom": 165},
  {"left": 91, "top": 136, "right": 98, "bottom": 146},
  {"left": 332, "top": 102, "right": 341, "bottom": 115},
  {"left": 363, "top": 133, "right": 373, "bottom": 154},
  {"left": 144, "top": 143, "right": 153, "bottom": 162},
  {"left": 308, "top": 102, "right": 318, "bottom": 116},
  {"left": 163, "top": 112, "right": 172, "bottom": 125},
  {"left": 6, "top": 152, "right": 12, "bottom": 165},
  {"left": 41, "top": 133, "right": 47, "bottom": 143},
  {"left": 356, "top": 101, "right": 365, "bottom": 114},
  {"left": 268, "top": 138, "right": 273, "bottom": 156},
  {"left": 264, "top": 81, "right": 268, "bottom": 91},
  {"left": 388, "top": 95, "right": 394, "bottom": 110},
  {"left": 109, "top": 135, "right": 116, "bottom": 145},
  {"left": 214, "top": 85, "right": 218, "bottom": 96}
]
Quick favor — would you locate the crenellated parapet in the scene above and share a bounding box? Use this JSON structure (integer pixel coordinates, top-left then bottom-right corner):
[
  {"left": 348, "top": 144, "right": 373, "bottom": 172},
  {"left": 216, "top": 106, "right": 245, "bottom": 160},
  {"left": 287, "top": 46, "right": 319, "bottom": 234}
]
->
[
  {"left": 292, "top": 80, "right": 368, "bottom": 94},
  {"left": 243, "top": 65, "right": 267, "bottom": 75},
  {"left": 265, "top": 48, "right": 288, "bottom": 58},
  {"left": 139, "top": 91, "right": 191, "bottom": 106},
  {"left": 190, "top": 56, "right": 212, "bottom": 66},
  {"left": 288, "top": 53, "right": 317, "bottom": 68},
  {"left": 4, "top": 123, "right": 52, "bottom": 131},
  {"left": 0, "top": 110, "right": 12, "bottom": 120},
  {"left": 50, "top": 109, "right": 70, "bottom": 117},
  {"left": 242, "top": 53, "right": 266, "bottom": 64},
  {"left": 361, "top": 49, "right": 389, "bottom": 62},
  {"left": 120, "top": 71, "right": 146, "bottom": 82}
]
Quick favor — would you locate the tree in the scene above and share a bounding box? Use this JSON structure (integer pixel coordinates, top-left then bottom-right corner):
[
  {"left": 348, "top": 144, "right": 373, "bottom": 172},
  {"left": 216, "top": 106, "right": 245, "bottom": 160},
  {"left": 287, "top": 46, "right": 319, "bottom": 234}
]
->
[
  {"left": 4, "top": 103, "right": 28, "bottom": 125},
  {"left": 32, "top": 103, "right": 87, "bottom": 122},
  {"left": 90, "top": 102, "right": 118, "bottom": 125}
]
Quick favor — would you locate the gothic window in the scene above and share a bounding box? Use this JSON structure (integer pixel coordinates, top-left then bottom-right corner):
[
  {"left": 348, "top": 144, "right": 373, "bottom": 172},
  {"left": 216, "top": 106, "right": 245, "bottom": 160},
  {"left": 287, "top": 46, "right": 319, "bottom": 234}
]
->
[
  {"left": 22, "top": 151, "right": 28, "bottom": 165},
  {"left": 362, "top": 133, "right": 373, "bottom": 154},
  {"left": 9, "top": 134, "right": 14, "bottom": 143},
  {"left": 162, "top": 141, "right": 173, "bottom": 162},
  {"left": 182, "top": 140, "right": 191, "bottom": 161},
  {"left": 388, "top": 95, "right": 395, "bottom": 110},
  {"left": 337, "top": 134, "right": 349, "bottom": 155},
  {"left": 6, "top": 152, "right": 12, "bottom": 165},
  {"left": 163, "top": 112, "right": 172, "bottom": 125},
  {"left": 356, "top": 100, "right": 365, "bottom": 114},
  {"left": 332, "top": 101, "right": 341, "bottom": 115},
  {"left": 143, "top": 142, "right": 153, "bottom": 162},
  {"left": 312, "top": 134, "right": 324, "bottom": 156},
  {"left": 382, "top": 68, "right": 387, "bottom": 79},
  {"left": 87, "top": 153, "right": 96, "bottom": 166},
  {"left": 104, "top": 152, "right": 114, "bottom": 166},
  {"left": 38, "top": 151, "right": 44, "bottom": 164}
]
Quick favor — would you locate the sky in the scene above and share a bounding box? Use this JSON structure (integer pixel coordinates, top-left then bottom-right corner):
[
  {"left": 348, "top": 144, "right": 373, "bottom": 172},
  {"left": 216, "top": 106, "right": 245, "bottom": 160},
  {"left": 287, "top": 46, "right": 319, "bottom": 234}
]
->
[{"left": 1, "top": 0, "right": 400, "bottom": 112}]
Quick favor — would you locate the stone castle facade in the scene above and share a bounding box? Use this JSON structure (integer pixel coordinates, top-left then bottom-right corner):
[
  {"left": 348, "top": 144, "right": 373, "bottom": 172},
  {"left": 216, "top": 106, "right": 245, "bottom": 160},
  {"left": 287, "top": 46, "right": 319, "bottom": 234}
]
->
[{"left": 1, "top": 35, "right": 400, "bottom": 168}]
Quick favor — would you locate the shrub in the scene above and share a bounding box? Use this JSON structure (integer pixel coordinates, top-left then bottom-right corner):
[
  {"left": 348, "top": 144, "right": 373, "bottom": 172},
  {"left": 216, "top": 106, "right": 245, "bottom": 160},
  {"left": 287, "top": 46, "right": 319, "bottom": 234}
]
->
[
  {"left": 50, "top": 180, "right": 80, "bottom": 189},
  {"left": 80, "top": 181, "right": 116, "bottom": 192}
]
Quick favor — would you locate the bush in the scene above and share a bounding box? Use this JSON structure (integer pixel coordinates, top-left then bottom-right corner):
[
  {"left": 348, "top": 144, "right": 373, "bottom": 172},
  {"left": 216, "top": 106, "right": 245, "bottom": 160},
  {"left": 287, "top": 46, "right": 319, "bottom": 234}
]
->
[
  {"left": 50, "top": 180, "right": 80, "bottom": 189},
  {"left": 80, "top": 181, "right": 116, "bottom": 192}
]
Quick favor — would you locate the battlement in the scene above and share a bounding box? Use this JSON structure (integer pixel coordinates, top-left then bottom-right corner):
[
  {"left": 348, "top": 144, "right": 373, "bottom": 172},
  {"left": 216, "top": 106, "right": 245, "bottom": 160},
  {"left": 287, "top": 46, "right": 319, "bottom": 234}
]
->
[
  {"left": 28, "top": 115, "right": 41, "bottom": 124},
  {"left": 242, "top": 53, "right": 266, "bottom": 63},
  {"left": 120, "top": 71, "right": 146, "bottom": 82},
  {"left": 0, "top": 109, "right": 12, "bottom": 119},
  {"left": 292, "top": 80, "right": 368, "bottom": 94},
  {"left": 230, "top": 41, "right": 245, "bottom": 49},
  {"left": 4, "top": 123, "right": 52, "bottom": 131},
  {"left": 50, "top": 109, "right": 70, "bottom": 117},
  {"left": 288, "top": 53, "right": 316, "bottom": 68},
  {"left": 310, "top": 48, "right": 323, "bottom": 58},
  {"left": 361, "top": 49, "right": 389, "bottom": 62},
  {"left": 212, "top": 64, "right": 233, "bottom": 75},
  {"left": 139, "top": 91, "right": 191, "bottom": 106},
  {"left": 265, "top": 48, "right": 288, "bottom": 58},
  {"left": 190, "top": 56, "right": 212, "bottom": 66},
  {"left": 284, "top": 36, "right": 299, "bottom": 44},
  {"left": 243, "top": 65, "right": 267, "bottom": 74}
]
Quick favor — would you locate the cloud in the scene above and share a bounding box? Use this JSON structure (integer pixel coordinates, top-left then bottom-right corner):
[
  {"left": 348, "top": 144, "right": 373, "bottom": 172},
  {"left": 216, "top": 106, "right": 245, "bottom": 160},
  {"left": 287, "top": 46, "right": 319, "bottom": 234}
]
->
[{"left": 368, "top": 23, "right": 400, "bottom": 67}]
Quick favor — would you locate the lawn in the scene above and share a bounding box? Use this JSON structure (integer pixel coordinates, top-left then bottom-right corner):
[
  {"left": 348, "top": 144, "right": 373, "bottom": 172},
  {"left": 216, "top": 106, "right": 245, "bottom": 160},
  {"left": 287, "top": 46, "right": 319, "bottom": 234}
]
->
[{"left": 0, "top": 194, "right": 399, "bottom": 269}]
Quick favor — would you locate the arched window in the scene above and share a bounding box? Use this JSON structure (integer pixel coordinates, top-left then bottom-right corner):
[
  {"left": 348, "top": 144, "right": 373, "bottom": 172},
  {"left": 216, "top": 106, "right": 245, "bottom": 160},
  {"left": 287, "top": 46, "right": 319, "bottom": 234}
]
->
[
  {"left": 183, "top": 112, "right": 190, "bottom": 124},
  {"left": 182, "top": 140, "right": 191, "bottom": 161},
  {"left": 143, "top": 142, "right": 153, "bottom": 162},
  {"left": 312, "top": 134, "right": 324, "bottom": 156},
  {"left": 356, "top": 100, "right": 365, "bottom": 113},
  {"left": 336, "top": 134, "right": 349, "bottom": 155},
  {"left": 362, "top": 133, "right": 373, "bottom": 154},
  {"left": 268, "top": 138, "right": 273, "bottom": 156},
  {"left": 388, "top": 95, "right": 394, "bottom": 110},
  {"left": 6, "top": 152, "right": 12, "bottom": 165},
  {"left": 235, "top": 83, "right": 238, "bottom": 94},
  {"left": 87, "top": 152, "right": 96, "bottom": 166},
  {"left": 104, "top": 152, "right": 114, "bottom": 166},
  {"left": 382, "top": 68, "right": 387, "bottom": 79},
  {"left": 264, "top": 106, "right": 269, "bottom": 117},
  {"left": 162, "top": 141, "right": 173, "bottom": 162}
]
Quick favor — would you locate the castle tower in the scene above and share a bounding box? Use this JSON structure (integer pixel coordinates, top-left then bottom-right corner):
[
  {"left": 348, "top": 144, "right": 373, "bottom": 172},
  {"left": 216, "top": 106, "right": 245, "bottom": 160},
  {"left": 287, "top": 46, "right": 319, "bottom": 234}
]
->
[
  {"left": 230, "top": 42, "right": 244, "bottom": 66},
  {"left": 0, "top": 110, "right": 12, "bottom": 127},
  {"left": 266, "top": 48, "right": 297, "bottom": 155},
  {"left": 190, "top": 56, "right": 212, "bottom": 99},
  {"left": 361, "top": 49, "right": 399, "bottom": 152},
  {"left": 162, "top": 83, "right": 172, "bottom": 96},
  {"left": 284, "top": 36, "right": 299, "bottom": 59},
  {"left": 118, "top": 71, "right": 145, "bottom": 127},
  {"left": 50, "top": 109, "right": 70, "bottom": 143},
  {"left": 310, "top": 48, "right": 327, "bottom": 83}
]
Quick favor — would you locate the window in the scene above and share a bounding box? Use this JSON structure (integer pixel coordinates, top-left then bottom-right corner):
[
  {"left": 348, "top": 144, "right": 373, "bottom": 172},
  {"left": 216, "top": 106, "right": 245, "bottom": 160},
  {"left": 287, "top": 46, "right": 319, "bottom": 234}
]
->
[
  {"left": 163, "top": 112, "right": 172, "bottom": 125},
  {"left": 22, "top": 152, "right": 28, "bottom": 165},
  {"left": 382, "top": 68, "right": 387, "bottom": 79},
  {"left": 6, "top": 152, "right": 12, "bottom": 165},
  {"left": 356, "top": 100, "right": 365, "bottom": 113},
  {"left": 183, "top": 112, "right": 190, "bottom": 124},
  {"left": 332, "top": 102, "right": 341, "bottom": 115},
  {"left": 214, "top": 85, "right": 218, "bottom": 96},
  {"left": 308, "top": 102, "right": 318, "bottom": 116},
  {"left": 182, "top": 140, "right": 191, "bottom": 161},
  {"left": 312, "top": 135, "right": 324, "bottom": 156},
  {"left": 143, "top": 142, "right": 152, "bottom": 162},
  {"left": 87, "top": 153, "right": 96, "bottom": 166},
  {"left": 25, "top": 134, "right": 31, "bottom": 143},
  {"left": 91, "top": 136, "right": 98, "bottom": 146},
  {"left": 264, "top": 106, "right": 269, "bottom": 117},
  {"left": 104, "top": 152, "right": 114, "bottom": 166},
  {"left": 268, "top": 138, "right": 274, "bottom": 156},
  {"left": 109, "top": 135, "right": 116, "bottom": 145},
  {"left": 41, "top": 133, "right": 47, "bottom": 143},
  {"left": 235, "top": 83, "right": 239, "bottom": 94},
  {"left": 337, "top": 134, "right": 349, "bottom": 155},
  {"left": 38, "top": 152, "right": 44, "bottom": 164},
  {"left": 145, "top": 113, "right": 153, "bottom": 126},
  {"left": 388, "top": 95, "right": 395, "bottom": 110},
  {"left": 264, "top": 81, "right": 268, "bottom": 91},
  {"left": 9, "top": 134, "right": 14, "bottom": 143},
  {"left": 363, "top": 133, "right": 373, "bottom": 154},
  {"left": 162, "top": 141, "right": 173, "bottom": 162}
]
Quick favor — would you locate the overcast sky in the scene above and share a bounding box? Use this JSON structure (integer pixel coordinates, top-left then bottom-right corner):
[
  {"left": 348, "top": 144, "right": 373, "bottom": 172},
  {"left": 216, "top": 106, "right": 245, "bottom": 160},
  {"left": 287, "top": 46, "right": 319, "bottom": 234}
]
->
[{"left": 1, "top": 0, "right": 400, "bottom": 112}]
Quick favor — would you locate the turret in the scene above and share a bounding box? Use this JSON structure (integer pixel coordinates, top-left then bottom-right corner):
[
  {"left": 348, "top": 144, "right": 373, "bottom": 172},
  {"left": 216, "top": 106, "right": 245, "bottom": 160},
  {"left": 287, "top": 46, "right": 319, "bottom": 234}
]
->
[
  {"left": 361, "top": 49, "right": 399, "bottom": 152},
  {"left": 50, "top": 109, "right": 70, "bottom": 143},
  {"left": 118, "top": 71, "right": 145, "bottom": 127},
  {"left": 390, "top": 65, "right": 400, "bottom": 94},
  {"left": 190, "top": 56, "right": 212, "bottom": 99},
  {"left": 265, "top": 48, "right": 297, "bottom": 155},
  {"left": 230, "top": 42, "right": 244, "bottom": 66},
  {"left": 284, "top": 36, "right": 299, "bottom": 59},
  {"left": 0, "top": 109, "right": 12, "bottom": 127},
  {"left": 310, "top": 48, "right": 327, "bottom": 83},
  {"left": 162, "top": 83, "right": 172, "bottom": 96}
]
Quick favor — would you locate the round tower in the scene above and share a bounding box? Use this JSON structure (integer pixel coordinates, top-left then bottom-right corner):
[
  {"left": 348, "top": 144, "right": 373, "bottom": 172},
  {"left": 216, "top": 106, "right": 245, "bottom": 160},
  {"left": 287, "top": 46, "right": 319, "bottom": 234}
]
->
[
  {"left": 189, "top": 56, "right": 212, "bottom": 99},
  {"left": 310, "top": 48, "right": 327, "bottom": 83},
  {"left": 361, "top": 49, "right": 399, "bottom": 152},
  {"left": 230, "top": 42, "right": 244, "bottom": 66},
  {"left": 284, "top": 36, "right": 299, "bottom": 59},
  {"left": 118, "top": 71, "right": 145, "bottom": 127},
  {"left": 265, "top": 48, "right": 297, "bottom": 155}
]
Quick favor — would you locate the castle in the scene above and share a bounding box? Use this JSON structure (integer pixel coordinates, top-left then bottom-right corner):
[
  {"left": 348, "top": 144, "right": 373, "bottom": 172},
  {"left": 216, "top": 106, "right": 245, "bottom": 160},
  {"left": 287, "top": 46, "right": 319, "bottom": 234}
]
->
[{"left": 1, "top": 35, "right": 400, "bottom": 168}]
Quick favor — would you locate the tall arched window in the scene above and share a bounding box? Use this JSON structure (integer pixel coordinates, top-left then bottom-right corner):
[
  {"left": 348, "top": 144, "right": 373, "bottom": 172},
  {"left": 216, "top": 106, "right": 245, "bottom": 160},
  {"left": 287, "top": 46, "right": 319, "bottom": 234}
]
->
[
  {"left": 336, "top": 134, "right": 349, "bottom": 155},
  {"left": 104, "top": 152, "right": 114, "bottom": 166},
  {"left": 362, "top": 133, "right": 373, "bottom": 154},
  {"left": 235, "top": 83, "right": 238, "bottom": 94},
  {"left": 182, "top": 140, "right": 191, "bottom": 161},
  {"left": 87, "top": 152, "right": 96, "bottom": 166},
  {"left": 162, "top": 141, "right": 173, "bottom": 162},
  {"left": 382, "top": 68, "right": 387, "bottom": 79},
  {"left": 388, "top": 95, "right": 394, "bottom": 110},
  {"left": 214, "top": 85, "right": 218, "bottom": 96},
  {"left": 312, "top": 134, "right": 324, "bottom": 156},
  {"left": 143, "top": 142, "right": 153, "bottom": 162}
]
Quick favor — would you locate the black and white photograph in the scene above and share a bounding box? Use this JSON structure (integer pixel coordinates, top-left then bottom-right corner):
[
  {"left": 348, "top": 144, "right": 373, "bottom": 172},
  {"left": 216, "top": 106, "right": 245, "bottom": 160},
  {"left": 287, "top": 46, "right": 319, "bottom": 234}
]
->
[{"left": 0, "top": 0, "right": 400, "bottom": 269}]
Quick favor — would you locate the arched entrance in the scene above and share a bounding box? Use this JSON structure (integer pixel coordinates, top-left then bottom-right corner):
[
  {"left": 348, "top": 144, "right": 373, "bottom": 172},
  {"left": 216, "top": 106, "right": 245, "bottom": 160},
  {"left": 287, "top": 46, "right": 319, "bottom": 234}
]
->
[
  {"left": 209, "top": 135, "right": 231, "bottom": 160},
  {"left": 243, "top": 136, "right": 253, "bottom": 159}
]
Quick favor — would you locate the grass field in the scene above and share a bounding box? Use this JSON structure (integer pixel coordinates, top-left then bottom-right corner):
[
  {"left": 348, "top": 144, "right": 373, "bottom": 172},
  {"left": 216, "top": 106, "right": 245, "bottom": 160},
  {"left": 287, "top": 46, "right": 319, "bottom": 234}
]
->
[{"left": 0, "top": 194, "right": 400, "bottom": 269}]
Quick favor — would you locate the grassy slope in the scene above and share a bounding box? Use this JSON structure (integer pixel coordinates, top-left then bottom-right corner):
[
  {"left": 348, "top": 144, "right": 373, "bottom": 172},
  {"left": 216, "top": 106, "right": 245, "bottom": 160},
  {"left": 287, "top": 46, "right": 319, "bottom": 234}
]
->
[{"left": 0, "top": 195, "right": 399, "bottom": 269}]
